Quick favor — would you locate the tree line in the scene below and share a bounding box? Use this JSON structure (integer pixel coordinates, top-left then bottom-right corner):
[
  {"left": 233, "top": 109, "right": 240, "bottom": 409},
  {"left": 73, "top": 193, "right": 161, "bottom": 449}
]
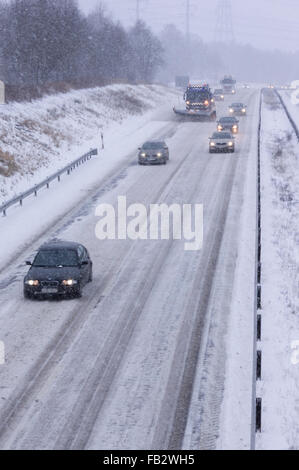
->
[
  {"left": 0, "top": 0, "right": 163, "bottom": 100},
  {"left": 158, "top": 24, "right": 299, "bottom": 85},
  {"left": 0, "top": 0, "right": 298, "bottom": 101}
]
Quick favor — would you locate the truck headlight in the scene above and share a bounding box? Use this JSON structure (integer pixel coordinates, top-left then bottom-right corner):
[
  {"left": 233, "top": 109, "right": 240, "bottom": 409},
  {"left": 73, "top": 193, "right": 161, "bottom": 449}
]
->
[{"left": 25, "top": 280, "right": 39, "bottom": 286}]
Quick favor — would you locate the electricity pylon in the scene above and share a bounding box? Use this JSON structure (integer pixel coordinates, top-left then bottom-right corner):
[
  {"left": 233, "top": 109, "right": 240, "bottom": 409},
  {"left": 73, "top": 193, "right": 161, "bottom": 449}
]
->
[{"left": 214, "top": 0, "right": 235, "bottom": 43}]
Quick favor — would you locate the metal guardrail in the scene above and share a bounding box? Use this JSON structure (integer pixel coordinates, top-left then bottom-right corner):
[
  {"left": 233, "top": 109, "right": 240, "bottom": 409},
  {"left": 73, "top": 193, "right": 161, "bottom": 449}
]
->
[
  {"left": 0, "top": 148, "right": 98, "bottom": 216},
  {"left": 251, "top": 88, "right": 299, "bottom": 447},
  {"left": 251, "top": 89, "right": 264, "bottom": 449}
]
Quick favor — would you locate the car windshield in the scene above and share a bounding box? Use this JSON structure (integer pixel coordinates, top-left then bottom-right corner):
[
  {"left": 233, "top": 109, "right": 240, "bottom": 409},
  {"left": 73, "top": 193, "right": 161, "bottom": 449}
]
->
[
  {"left": 212, "top": 132, "right": 231, "bottom": 139},
  {"left": 214, "top": 89, "right": 223, "bottom": 94},
  {"left": 33, "top": 249, "right": 78, "bottom": 267},
  {"left": 142, "top": 142, "right": 164, "bottom": 149},
  {"left": 220, "top": 117, "right": 237, "bottom": 123},
  {"left": 232, "top": 103, "right": 243, "bottom": 107}
]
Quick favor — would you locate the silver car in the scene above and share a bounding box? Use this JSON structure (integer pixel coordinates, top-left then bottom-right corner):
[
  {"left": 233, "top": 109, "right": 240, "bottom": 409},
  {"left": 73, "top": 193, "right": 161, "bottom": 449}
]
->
[
  {"left": 209, "top": 131, "right": 235, "bottom": 153},
  {"left": 229, "top": 102, "right": 247, "bottom": 116},
  {"left": 213, "top": 88, "right": 225, "bottom": 101},
  {"left": 138, "top": 141, "right": 169, "bottom": 165}
]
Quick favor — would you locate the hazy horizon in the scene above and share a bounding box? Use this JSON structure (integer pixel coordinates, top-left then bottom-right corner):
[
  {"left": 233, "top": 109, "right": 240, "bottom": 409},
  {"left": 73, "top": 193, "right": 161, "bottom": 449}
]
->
[{"left": 78, "top": 0, "right": 299, "bottom": 53}]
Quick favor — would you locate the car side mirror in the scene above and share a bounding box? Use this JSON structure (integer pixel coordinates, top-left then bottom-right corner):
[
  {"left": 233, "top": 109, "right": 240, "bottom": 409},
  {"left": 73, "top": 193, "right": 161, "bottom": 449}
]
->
[
  {"left": 26, "top": 261, "right": 32, "bottom": 266},
  {"left": 81, "top": 261, "right": 89, "bottom": 266}
]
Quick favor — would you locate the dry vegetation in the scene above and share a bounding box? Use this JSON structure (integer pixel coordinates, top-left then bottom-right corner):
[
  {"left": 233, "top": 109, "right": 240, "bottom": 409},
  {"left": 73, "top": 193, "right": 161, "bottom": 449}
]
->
[{"left": 0, "top": 149, "right": 18, "bottom": 176}]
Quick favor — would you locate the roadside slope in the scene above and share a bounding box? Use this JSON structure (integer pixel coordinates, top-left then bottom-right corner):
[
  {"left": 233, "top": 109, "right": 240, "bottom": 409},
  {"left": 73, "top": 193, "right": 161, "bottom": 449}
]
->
[{"left": 0, "top": 84, "right": 179, "bottom": 203}]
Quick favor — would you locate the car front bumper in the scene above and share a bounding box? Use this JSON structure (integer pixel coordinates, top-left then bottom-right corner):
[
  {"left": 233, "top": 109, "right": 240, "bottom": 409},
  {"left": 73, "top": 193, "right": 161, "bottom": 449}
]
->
[
  {"left": 139, "top": 156, "right": 166, "bottom": 164},
  {"left": 24, "top": 283, "right": 80, "bottom": 297},
  {"left": 210, "top": 144, "right": 234, "bottom": 153}
]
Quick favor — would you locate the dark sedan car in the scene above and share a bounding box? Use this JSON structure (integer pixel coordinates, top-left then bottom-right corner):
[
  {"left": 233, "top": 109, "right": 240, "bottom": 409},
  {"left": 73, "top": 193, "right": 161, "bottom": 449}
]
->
[
  {"left": 217, "top": 116, "right": 239, "bottom": 134},
  {"left": 24, "top": 241, "right": 92, "bottom": 299},
  {"left": 138, "top": 141, "right": 169, "bottom": 165}
]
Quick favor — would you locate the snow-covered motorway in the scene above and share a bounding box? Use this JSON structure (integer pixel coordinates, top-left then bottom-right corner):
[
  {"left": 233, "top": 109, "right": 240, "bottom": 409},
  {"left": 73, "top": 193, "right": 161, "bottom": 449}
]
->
[{"left": 0, "top": 88, "right": 259, "bottom": 449}]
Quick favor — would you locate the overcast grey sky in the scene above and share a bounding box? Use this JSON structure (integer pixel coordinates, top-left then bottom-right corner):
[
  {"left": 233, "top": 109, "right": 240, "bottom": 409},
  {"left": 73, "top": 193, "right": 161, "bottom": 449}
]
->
[{"left": 78, "top": 0, "right": 299, "bottom": 52}]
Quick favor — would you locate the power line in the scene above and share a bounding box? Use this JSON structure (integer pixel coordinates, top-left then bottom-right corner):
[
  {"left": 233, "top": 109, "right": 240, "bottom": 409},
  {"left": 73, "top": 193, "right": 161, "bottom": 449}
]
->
[
  {"left": 186, "top": 0, "right": 190, "bottom": 42},
  {"left": 136, "top": 0, "right": 140, "bottom": 22},
  {"left": 214, "top": 0, "right": 235, "bottom": 43}
]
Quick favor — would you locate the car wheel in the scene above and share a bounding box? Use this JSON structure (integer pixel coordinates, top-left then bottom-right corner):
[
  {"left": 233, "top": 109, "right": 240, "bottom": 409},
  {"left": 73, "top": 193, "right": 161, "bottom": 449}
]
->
[
  {"left": 24, "top": 290, "right": 33, "bottom": 299},
  {"left": 88, "top": 266, "right": 93, "bottom": 283},
  {"left": 76, "top": 283, "right": 82, "bottom": 298}
]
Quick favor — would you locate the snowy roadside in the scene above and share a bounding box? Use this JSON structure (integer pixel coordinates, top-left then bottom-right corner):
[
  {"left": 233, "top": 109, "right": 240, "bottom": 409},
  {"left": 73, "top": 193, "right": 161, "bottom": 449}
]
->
[
  {"left": 0, "top": 84, "right": 180, "bottom": 203},
  {"left": 280, "top": 89, "right": 299, "bottom": 130},
  {"left": 0, "top": 85, "right": 180, "bottom": 270},
  {"left": 256, "top": 89, "right": 299, "bottom": 450}
]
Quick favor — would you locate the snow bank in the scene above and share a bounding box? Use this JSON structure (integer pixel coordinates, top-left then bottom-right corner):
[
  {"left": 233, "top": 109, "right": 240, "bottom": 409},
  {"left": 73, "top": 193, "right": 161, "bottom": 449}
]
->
[
  {"left": 257, "top": 89, "right": 299, "bottom": 450},
  {"left": 0, "top": 84, "right": 179, "bottom": 203}
]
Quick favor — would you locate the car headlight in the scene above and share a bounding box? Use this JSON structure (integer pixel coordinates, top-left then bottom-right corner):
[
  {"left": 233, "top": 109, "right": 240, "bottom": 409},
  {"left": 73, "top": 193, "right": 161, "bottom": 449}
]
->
[
  {"left": 221, "top": 95, "right": 224, "bottom": 99},
  {"left": 229, "top": 109, "right": 234, "bottom": 113},
  {"left": 62, "top": 279, "right": 78, "bottom": 286},
  {"left": 228, "top": 142, "right": 233, "bottom": 146},
  {"left": 25, "top": 280, "right": 39, "bottom": 286},
  {"left": 186, "top": 101, "right": 190, "bottom": 105},
  {"left": 204, "top": 100, "right": 209, "bottom": 106},
  {"left": 157, "top": 152, "right": 162, "bottom": 157},
  {"left": 242, "top": 109, "right": 246, "bottom": 112},
  {"left": 217, "top": 126, "right": 223, "bottom": 131},
  {"left": 210, "top": 142, "right": 215, "bottom": 146},
  {"left": 140, "top": 152, "right": 146, "bottom": 157}
]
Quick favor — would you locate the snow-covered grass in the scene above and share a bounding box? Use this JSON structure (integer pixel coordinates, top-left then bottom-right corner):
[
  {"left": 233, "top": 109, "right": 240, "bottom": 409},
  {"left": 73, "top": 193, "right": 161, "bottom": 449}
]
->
[
  {"left": 280, "top": 89, "right": 299, "bottom": 129},
  {"left": 257, "top": 89, "right": 299, "bottom": 449},
  {"left": 0, "top": 84, "right": 179, "bottom": 203}
]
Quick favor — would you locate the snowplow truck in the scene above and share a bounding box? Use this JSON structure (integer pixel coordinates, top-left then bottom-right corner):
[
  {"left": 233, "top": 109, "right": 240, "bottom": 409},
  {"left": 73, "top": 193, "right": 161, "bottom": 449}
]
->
[
  {"left": 220, "top": 75, "right": 236, "bottom": 94},
  {"left": 173, "top": 84, "right": 216, "bottom": 120}
]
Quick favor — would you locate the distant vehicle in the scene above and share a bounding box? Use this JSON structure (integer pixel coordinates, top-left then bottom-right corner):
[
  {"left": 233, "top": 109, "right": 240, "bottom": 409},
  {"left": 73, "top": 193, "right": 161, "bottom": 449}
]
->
[
  {"left": 242, "top": 84, "right": 250, "bottom": 89},
  {"left": 173, "top": 83, "right": 216, "bottom": 120},
  {"left": 268, "top": 84, "right": 275, "bottom": 89},
  {"left": 220, "top": 75, "right": 236, "bottom": 94},
  {"left": 217, "top": 116, "right": 239, "bottom": 134},
  {"left": 209, "top": 131, "right": 235, "bottom": 153},
  {"left": 175, "top": 75, "right": 190, "bottom": 88},
  {"left": 138, "top": 141, "right": 169, "bottom": 165},
  {"left": 24, "top": 241, "right": 92, "bottom": 299},
  {"left": 213, "top": 89, "right": 225, "bottom": 101},
  {"left": 229, "top": 103, "right": 247, "bottom": 116}
]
